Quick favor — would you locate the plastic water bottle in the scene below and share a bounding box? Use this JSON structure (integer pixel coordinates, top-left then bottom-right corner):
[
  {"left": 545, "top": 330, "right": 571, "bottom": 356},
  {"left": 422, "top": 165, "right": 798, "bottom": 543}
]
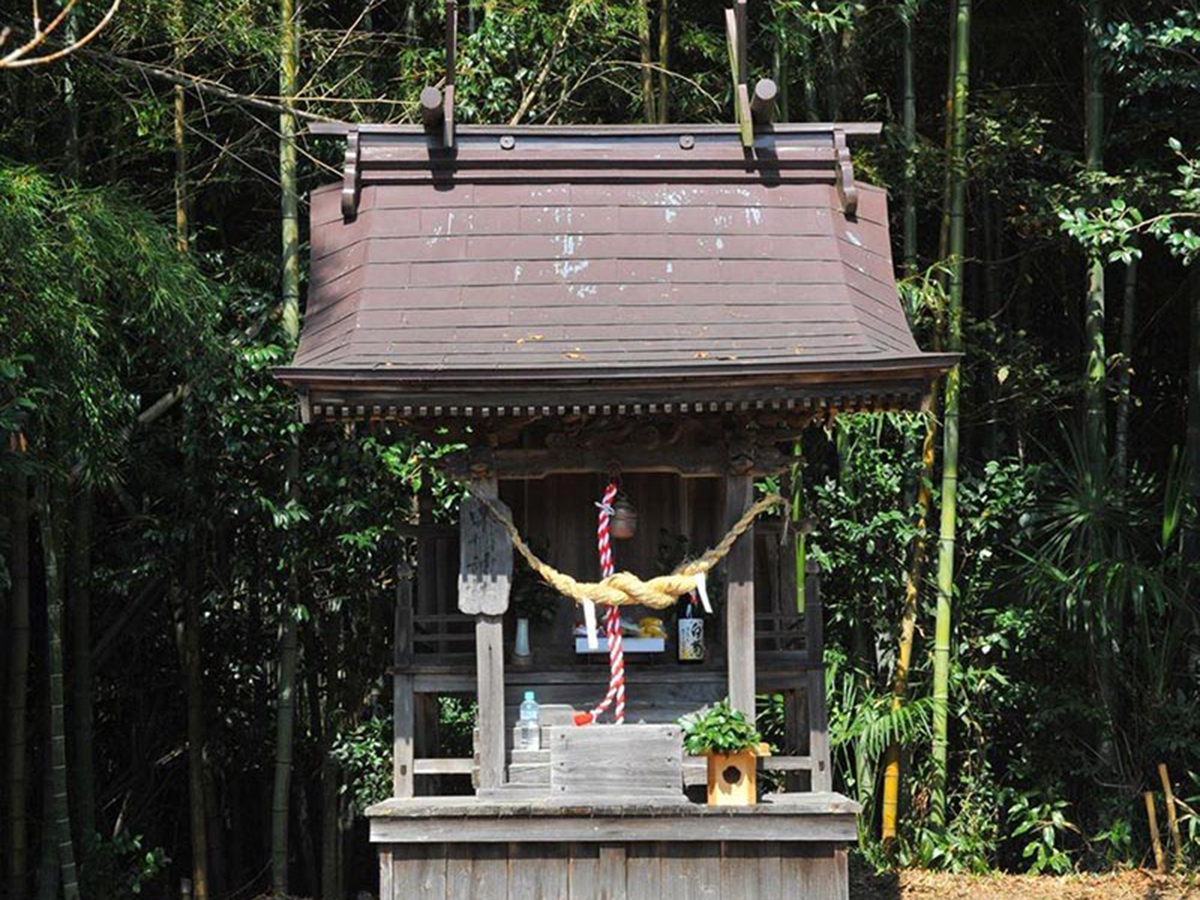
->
[{"left": 517, "top": 690, "right": 541, "bottom": 751}]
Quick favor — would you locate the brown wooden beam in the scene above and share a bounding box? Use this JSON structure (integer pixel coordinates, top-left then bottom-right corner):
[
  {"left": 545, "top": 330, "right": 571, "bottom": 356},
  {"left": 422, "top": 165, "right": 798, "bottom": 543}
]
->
[
  {"left": 724, "top": 473, "right": 757, "bottom": 722},
  {"left": 312, "top": 121, "right": 884, "bottom": 138},
  {"left": 805, "top": 559, "right": 832, "bottom": 791},
  {"left": 392, "top": 564, "right": 415, "bottom": 798},
  {"left": 467, "top": 474, "right": 507, "bottom": 791},
  {"left": 441, "top": 444, "right": 791, "bottom": 481}
]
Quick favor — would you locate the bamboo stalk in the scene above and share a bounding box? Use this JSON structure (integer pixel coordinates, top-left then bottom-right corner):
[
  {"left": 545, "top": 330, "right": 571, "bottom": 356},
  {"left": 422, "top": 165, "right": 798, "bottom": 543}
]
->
[
  {"left": 657, "top": 0, "right": 669, "bottom": 122},
  {"left": 68, "top": 492, "right": 96, "bottom": 845},
  {"left": 272, "top": 0, "right": 302, "bottom": 892},
  {"left": 931, "top": 0, "right": 972, "bottom": 830},
  {"left": 1144, "top": 791, "right": 1166, "bottom": 874},
  {"left": 637, "top": 0, "right": 654, "bottom": 122},
  {"left": 1158, "top": 764, "right": 1183, "bottom": 866},
  {"left": 1114, "top": 247, "right": 1138, "bottom": 485},
  {"left": 1083, "top": 0, "right": 1107, "bottom": 463},
  {"left": 40, "top": 478, "right": 81, "bottom": 900},
  {"left": 902, "top": 5, "right": 918, "bottom": 276},
  {"left": 882, "top": 412, "right": 937, "bottom": 841}
]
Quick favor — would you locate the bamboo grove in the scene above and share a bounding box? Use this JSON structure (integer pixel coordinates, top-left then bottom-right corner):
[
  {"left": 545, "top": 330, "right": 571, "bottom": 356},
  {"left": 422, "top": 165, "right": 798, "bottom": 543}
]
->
[{"left": 2, "top": 0, "right": 1199, "bottom": 897}]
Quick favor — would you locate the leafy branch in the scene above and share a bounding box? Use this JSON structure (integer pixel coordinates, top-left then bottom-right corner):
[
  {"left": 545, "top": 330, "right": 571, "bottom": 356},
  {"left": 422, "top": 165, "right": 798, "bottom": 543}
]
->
[{"left": 1059, "top": 139, "right": 1200, "bottom": 264}]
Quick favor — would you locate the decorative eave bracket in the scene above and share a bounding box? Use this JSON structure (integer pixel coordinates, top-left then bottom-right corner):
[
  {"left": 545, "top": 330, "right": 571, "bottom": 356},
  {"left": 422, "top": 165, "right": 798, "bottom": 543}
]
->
[
  {"left": 833, "top": 127, "right": 859, "bottom": 218},
  {"left": 341, "top": 126, "right": 361, "bottom": 221}
]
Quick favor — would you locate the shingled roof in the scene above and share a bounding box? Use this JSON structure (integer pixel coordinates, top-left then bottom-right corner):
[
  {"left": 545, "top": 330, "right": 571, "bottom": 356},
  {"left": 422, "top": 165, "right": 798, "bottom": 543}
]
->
[{"left": 278, "top": 123, "right": 954, "bottom": 421}]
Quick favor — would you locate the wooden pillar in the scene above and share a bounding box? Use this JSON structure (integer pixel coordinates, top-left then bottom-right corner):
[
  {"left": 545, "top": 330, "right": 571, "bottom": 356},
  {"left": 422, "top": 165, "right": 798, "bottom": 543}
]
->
[
  {"left": 474, "top": 615, "right": 505, "bottom": 790},
  {"left": 392, "top": 563, "right": 415, "bottom": 798},
  {"left": 805, "top": 559, "right": 831, "bottom": 791},
  {"left": 459, "top": 473, "right": 512, "bottom": 792},
  {"left": 724, "top": 473, "right": 756, "bottom": 722}
]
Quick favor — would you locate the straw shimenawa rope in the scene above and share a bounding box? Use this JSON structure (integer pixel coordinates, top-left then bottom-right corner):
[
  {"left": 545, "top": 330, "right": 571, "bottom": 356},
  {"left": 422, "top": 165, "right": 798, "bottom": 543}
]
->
[{"left": 471, "top": 491, "right": 785, "bottom": 609}]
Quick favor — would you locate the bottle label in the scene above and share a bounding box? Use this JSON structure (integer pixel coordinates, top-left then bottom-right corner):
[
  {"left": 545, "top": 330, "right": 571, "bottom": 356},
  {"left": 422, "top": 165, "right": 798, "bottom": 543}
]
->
[{"left": 678, "top": 618, "right": 705, "bottom": 661}]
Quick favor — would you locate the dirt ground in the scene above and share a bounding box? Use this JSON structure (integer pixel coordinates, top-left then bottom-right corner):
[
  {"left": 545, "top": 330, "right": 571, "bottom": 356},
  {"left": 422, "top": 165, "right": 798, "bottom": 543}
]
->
[{"left": 852, "top": 868, "right": 1200, "bottom": 900}]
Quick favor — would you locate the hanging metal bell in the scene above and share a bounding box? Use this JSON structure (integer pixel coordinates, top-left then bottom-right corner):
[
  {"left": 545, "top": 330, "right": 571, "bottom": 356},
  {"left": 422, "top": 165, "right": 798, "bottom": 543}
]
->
[{"left": 610, "top": 496, "right": 638, "bottom": 540}]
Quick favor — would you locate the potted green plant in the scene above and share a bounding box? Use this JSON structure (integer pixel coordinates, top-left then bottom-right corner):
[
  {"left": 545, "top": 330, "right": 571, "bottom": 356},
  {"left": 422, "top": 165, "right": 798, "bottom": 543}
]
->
[{"left": 680, "top": 699, "right": 770, "bottom": 806}]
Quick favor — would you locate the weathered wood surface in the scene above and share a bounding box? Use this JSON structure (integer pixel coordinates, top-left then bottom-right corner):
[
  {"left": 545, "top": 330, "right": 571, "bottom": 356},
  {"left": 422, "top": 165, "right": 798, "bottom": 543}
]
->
[
  {"left": 393, "top": 565, "right": 415, "bottom": 798},
  {"left": 443, "top": 445, "right": 791, "bottom": 480},
  {"left": 724, "top": 474, "right": 756, "bottom": 722},
  {"left": 413, "top": 758, "right": 473, "bottom": 775},
  {"left": 380, "top": 839, "right": 849, "bottom": 899},
  {"left": 368, "top": 791, "right": 857, "bottom": 818},
  {"left": 393, "top": 672, "right": 415, "bottom": 798},
  {"left": 549, "top": 725, "right": 685, "bottom": 802},
  {"left": 475, "top": 614, "right": 506, "bottom": 790},
  {"left": 457, "top": 477, "right": 512, "bottom": 616},
  {"left": 369, "top": 810, "right": 856, "bottom": 844},
  {"left": 805, "top": 560, "right": 832, "bottom": 792}
]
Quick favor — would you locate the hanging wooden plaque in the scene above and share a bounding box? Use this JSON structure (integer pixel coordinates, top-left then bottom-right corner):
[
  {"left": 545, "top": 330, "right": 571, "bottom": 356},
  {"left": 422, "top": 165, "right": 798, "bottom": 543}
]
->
[{"left": 457, "top": 494, "right": 513, "bottom": 615}]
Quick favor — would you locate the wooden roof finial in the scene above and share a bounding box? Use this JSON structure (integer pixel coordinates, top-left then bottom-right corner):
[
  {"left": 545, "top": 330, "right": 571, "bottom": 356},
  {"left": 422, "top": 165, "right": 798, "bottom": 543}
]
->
[
  {"left": 417, "top": 0, "right": 457, "bottom": 148},
  {"left": 724, "top": 0, "right": 753, "bottom": 147},
  {"left": 443, "top": 0, "right": 457, "bottom": 148}
]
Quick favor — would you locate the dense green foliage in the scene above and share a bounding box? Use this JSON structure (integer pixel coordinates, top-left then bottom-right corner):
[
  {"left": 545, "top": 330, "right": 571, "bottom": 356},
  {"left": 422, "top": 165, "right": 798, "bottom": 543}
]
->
[{"left": 1, "top": 0, "right": 1199, "bottom": 897}]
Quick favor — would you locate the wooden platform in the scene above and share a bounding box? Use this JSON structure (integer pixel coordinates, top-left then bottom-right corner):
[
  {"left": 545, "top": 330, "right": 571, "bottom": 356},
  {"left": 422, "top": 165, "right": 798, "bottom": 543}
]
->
[{"left": 368, "top": 794, "right": 857, "bottom": 899}]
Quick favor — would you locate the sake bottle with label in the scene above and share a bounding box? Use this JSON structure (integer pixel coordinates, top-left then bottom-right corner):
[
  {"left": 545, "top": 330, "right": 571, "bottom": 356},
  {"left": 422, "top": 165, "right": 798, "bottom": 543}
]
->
[{"left": 677, "top": 599, "right": 705, "bottom": 663}]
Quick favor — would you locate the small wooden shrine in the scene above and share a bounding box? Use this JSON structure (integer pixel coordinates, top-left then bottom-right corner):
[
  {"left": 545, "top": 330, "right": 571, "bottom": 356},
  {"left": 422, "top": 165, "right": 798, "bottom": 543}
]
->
[{"left": 278, "top": 5, "right": 952, "bottom": 897}]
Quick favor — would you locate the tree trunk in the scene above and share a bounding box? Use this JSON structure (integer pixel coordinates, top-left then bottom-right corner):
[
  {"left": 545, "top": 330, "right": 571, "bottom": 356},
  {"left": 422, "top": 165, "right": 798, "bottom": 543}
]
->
[
  {"left": 68, "top": 491, "right": 95, "bottom": 848},
  {"left": 637, "top": 0, "right": 655, "bottom": 123},
  {"left": 1114, "top": 249, "right": 1138, "bottom": 486},
  {"left": 320, "top": 614, "right": 342, "bottom": 900},
  {"left": 36, "top": 762, "right": 59, "bottom": 900},
  {"left": 272, "top": 602, "right": 300, "bottom": 895},
  {"left": 39, "top": 479, "right": 81, "bottom": 900},
  {"left": 272, "top": 0, "right": 303, "bottom": 891},
  {"left": 931, "top": 0, "right": 971, "bottom": 831},
  {"left": 6, "top": 463, "right": 31, "bottom": 900},
  {"left": 202, "top": 765, "right": 226, "bottom": 898},
  {"left": 656, "top": 0, "right": 669, "bottom": 123},
  {"left": 176, "top": 531, "right": 210, "bottom": 900},
  {"left": 1083, "top": 0, "right": 1107, "bottom": 464}
]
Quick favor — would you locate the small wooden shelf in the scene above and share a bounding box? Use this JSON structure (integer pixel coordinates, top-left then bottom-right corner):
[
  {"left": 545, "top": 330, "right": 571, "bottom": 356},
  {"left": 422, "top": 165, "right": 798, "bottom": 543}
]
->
[{"left": 574, "top": 637, "right": 665, "bottom": 654}]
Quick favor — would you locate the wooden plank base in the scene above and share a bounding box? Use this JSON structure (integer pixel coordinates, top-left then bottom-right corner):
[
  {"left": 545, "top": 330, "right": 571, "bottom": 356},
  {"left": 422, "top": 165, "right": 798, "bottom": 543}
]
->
[{"left": 379, "top": 838, "right": 848, "bottom": 899}]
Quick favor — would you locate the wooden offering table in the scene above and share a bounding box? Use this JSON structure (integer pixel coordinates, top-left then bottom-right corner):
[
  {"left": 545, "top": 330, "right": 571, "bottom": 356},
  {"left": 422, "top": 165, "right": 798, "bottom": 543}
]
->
[{"left": 368, "top": 793, "right": 859, "bottom": 900}]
